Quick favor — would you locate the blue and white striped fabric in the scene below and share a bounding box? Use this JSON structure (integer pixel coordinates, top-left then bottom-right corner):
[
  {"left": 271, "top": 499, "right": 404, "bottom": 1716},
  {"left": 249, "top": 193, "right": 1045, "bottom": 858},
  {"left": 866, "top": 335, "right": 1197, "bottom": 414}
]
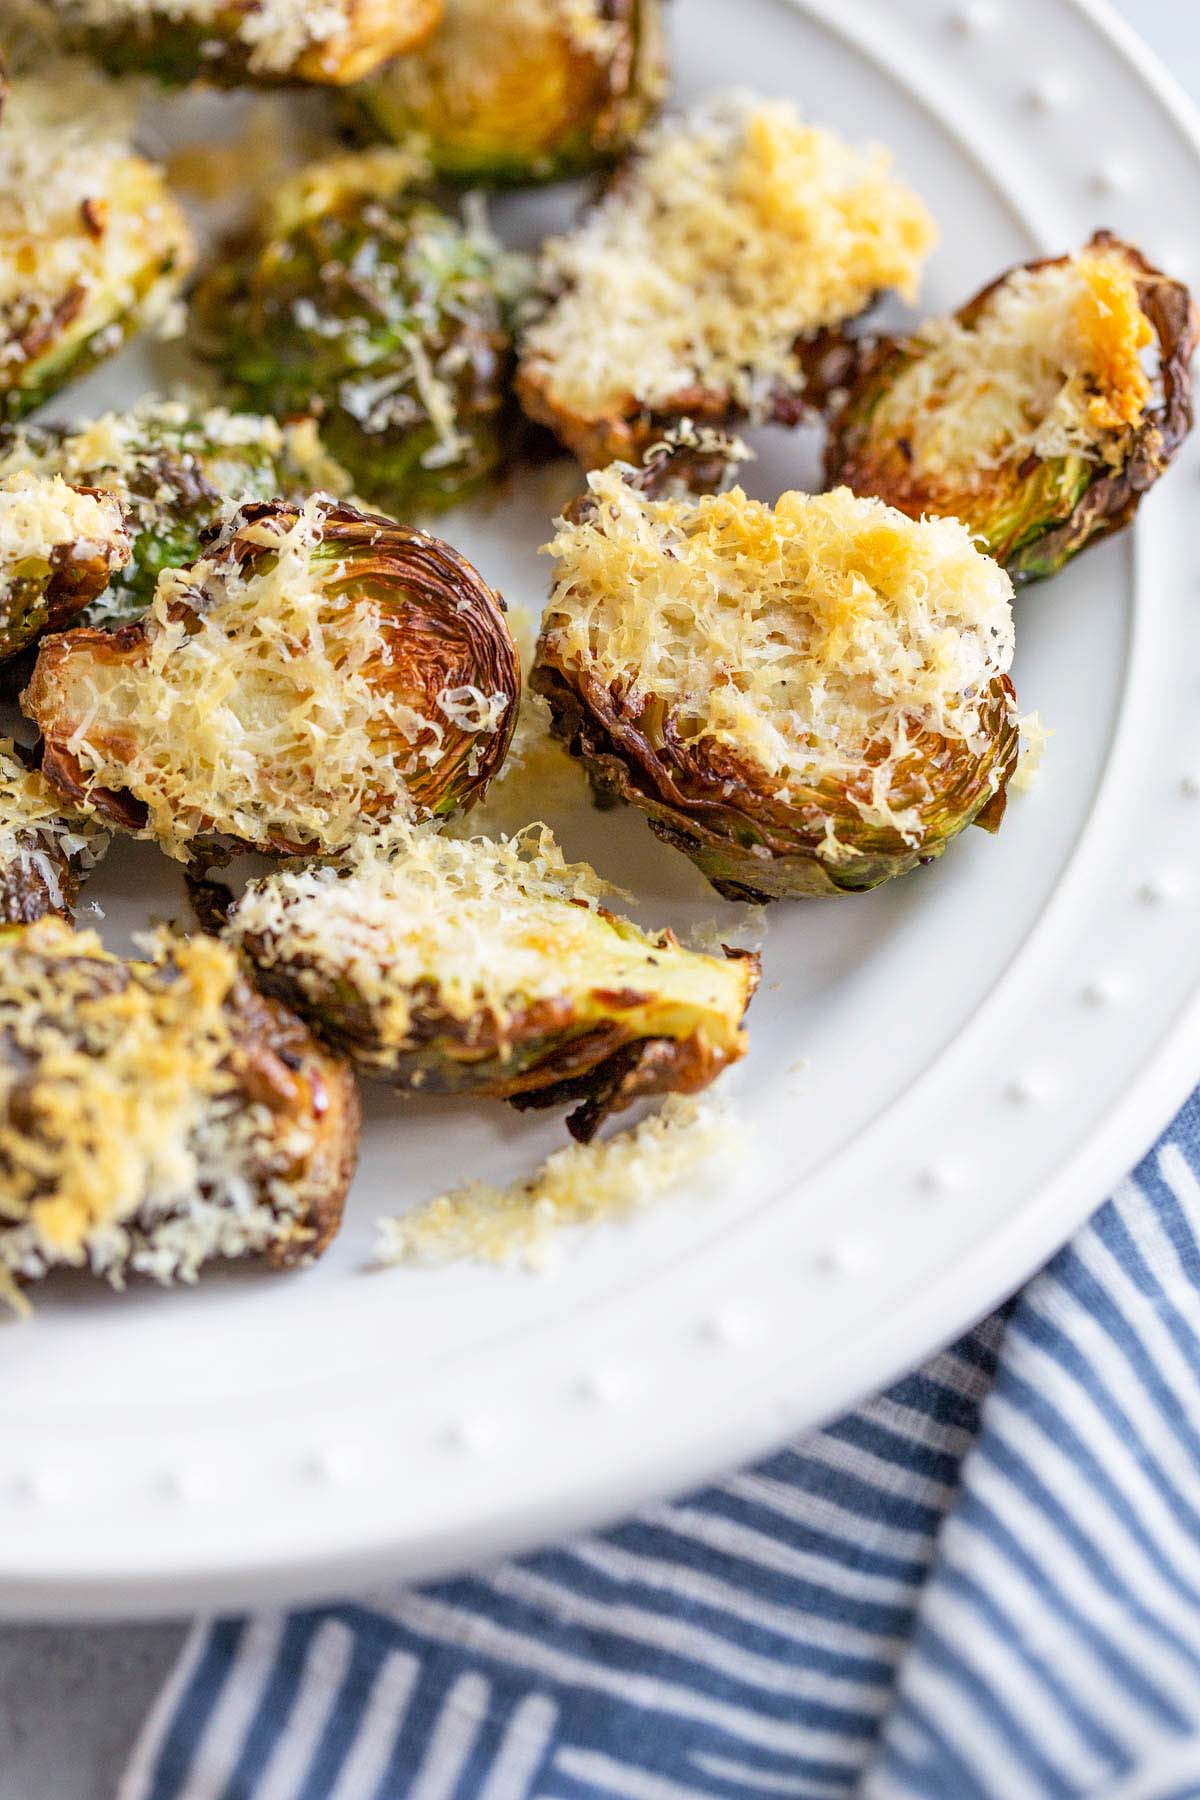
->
[{"left": 119, "top": 1093, "right": 1200, "bottom": 1800}]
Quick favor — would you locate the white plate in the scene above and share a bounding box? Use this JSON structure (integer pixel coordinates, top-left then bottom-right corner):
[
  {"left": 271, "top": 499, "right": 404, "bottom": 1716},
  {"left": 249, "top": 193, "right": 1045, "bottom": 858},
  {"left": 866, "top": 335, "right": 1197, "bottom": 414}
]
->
[{"left": 3, "top": 0, "right": 1200, "bottom": 1621}]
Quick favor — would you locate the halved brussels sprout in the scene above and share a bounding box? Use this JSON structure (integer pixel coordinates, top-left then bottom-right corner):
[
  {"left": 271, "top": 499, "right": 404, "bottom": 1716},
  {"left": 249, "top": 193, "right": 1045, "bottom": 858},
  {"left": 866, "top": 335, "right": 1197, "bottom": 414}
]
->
[
  {"left": 24, "top": 497, "right": 522, "bottom": 863},
  {"left": 533, "top": 466, "right": 1019, "bottom": 902},
  {"left": 193, "top": 149, "right": 519, "bottom": 515},
  {"left": 0, "top": 400, "right": 353, "bottom": 634},
  {"left": 823, "top": 233, "right": 1198, "bottom": 583},
  {"left": 222, "top": 824, "right": 758, "bottom": 1142},
  {"left": 39, "top": 0, "right": 443, "bottom": 86},
  {"left": 0, "top": 738, "right": 106, "bottom": 924},
  {"left": 517, "top": 92, "right": 937, "bottom": 472},
  {"left": 352, "top": 0, "right": 666, "bottom": 186},
  {"left": 0, "top": 471, "right": 130, "bottom": 660},
  {"left": 0, "top": 60, "right": 194, "bottom": 423},
  {"left": 0, "top": 917, "right": 359, "bottom": 1288}
]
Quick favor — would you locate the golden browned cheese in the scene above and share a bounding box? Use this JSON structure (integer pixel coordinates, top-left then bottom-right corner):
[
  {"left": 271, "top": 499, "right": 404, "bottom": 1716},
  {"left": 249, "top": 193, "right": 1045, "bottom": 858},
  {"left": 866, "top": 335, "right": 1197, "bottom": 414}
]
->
[
  {"left": 39, "top": 0, "right": 443, "bottom": 84},
  {"left": 535, "top": 471, "right": 1020, "bottom": 900},
  {"left": 0, "top": 919, "right": 359, "bottom": 1287},
  {"left": 226, "top": 823, "right": 759, "bottom": 1142},
  {"left": 823, "top": 233, "right": 1197, "bottom": 582},
  {"left": 24, "top": 499, "right": 521, "bottom": 862}
]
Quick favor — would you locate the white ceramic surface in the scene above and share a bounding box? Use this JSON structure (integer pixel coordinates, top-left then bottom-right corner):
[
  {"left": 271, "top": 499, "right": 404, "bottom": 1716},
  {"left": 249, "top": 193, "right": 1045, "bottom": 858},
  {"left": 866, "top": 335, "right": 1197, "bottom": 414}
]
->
[{"left": 3, "top": 0, "right": 1200, "bottom": 1621}]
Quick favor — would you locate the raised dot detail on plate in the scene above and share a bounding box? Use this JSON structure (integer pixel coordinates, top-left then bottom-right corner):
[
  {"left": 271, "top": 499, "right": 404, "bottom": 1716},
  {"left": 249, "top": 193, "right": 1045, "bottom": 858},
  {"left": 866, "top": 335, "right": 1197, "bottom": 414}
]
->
[
  {"left": 443, "top": 1415, "right": 501, "bottom": 1456},
  {"left": 1181, "top": 773, "right": 1200, "bottom": 801},
  {"left": 1006, "top": 1076, "right": 1042, "bottom": 1107},
  {"left": 949, "top": 2, "right": 999, "bottom": 35},
  {"left": 1090, "top": 161, "right": 1134, "bottom": 196},
  {"left": 11, "top": 1469, "right": 69, "bottom": 1506},
  {"left": 814, "top": 1240, "right": 868, "bottom": 1278},
  {"left": 1026, "top": 76, "right": 1070, "bottom": 112},
  {"left": 305, "top": 1445, "right": 364, "bottom": 1486},
  {"left": 917, "top": 1164, "right": 957, "bottom": 1196},
  {"left": 156, "top": 1464, "right": 217, "bottom": 1504},
  {"left": 573, "top": 1368, "right": 627, "bottom": 1407},
  {"left": 1139, "top": 877, "right": 1177, "bottom": 906},
  {"left": 1082, "top": 977, "right": 1120, "bottom": 1010},
  {"left": 698, "top": 1305, "right": 762, "bottom": 1351}
]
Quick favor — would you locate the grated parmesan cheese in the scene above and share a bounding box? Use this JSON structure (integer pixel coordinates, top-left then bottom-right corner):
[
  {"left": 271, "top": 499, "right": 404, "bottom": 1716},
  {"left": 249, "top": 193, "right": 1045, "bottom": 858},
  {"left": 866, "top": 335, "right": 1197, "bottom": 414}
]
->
[
  {"left": 868, "top": 248, "right": 1156, "bottom": 483},
  {"left": 376, "top": 1093, "right": 737, "bottom": 1270},
  {"left": 227, "top": 820, "right": 754, "bottom": 1074},
  {"left": 0, "top": 740, "right": 105, "bottom": 917},
  {"left": 43, "top": 0, "right": 438, "bottom": 79},
  {"left": 26, "top": 499, "right": 514, "bottom": 861},
  {"left": 0, "top": 59, "right": 193, "bottom": 380},
  {"left": 0, "top": 472, "right": 129, "bottom": 593},
  {"left": 0, "top": 920, "right": 321, "bottom": 1285},
  {"left": 520, "top": 92, "right": 937, "bottom": 428},
  {"left": 539, "top": 473, "right": 1015, "bottom": 846}
]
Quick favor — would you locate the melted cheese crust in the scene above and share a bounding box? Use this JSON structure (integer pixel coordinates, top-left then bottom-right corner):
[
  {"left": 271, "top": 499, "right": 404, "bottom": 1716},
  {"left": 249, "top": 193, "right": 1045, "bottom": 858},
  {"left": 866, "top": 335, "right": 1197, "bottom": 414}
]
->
[
  {"left": 541, "top": 473, "right": 1015, "bottom": 840},
  {"left": 0, "top": 62, "right": 192, "bottom": 371},
  {"left": 521, "top": 93, "right": 936, "bottom": 422},
  {"left": 0, "top": 472, "right": 128, "bottom": 583},
  {"left": 870, "top": 248, "right": 1155, "bottom": 481},
  {"left": 377, "top": 1092, "right": 734, "bottom": 1268},
  {"left": 229, "top": 823, "right": 752, "bottom": 1058},
  {"left": 27, "top": 501, "right": 495, "bottom": 860},
  {"left": 0, "top": 920, "right": 316, "bottom": 1283},
  {"left": 0, "top": 740, "right": 103, "bottom": 912}
]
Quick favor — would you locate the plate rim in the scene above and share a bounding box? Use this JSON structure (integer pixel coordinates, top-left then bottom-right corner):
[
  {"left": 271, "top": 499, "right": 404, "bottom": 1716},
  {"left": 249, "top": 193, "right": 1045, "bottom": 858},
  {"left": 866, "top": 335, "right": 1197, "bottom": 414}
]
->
[{"left": 3, "top": 0, "right": 1200, "bottom": 1619}]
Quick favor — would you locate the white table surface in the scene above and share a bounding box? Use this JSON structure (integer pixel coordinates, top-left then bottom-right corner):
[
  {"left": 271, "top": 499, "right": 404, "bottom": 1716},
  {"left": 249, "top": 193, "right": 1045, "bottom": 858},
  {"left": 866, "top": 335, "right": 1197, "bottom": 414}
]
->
[{"left": 0, "top": 3, "right": 1191, "bottom": 1795}]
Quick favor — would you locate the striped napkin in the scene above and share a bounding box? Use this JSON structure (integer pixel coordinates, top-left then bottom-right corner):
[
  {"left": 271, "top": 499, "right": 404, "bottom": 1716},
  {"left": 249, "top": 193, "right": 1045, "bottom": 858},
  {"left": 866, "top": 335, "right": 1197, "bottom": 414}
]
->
[{"left": 118, "top": 1092, "right": 1200, "bottom": 1800}]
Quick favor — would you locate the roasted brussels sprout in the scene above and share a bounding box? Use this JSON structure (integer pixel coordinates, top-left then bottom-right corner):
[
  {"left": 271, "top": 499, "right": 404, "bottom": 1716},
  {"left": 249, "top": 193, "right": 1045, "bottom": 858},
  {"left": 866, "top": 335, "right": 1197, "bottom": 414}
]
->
[
  {"left": 823, "top": 233, "right": 1198, "bottom": 583},
  {"left": 0, "top": 738, "right": 106, "bottom": 924},
  {"left": 517, "top": 93, "right": 937, "bottom": 472},
  {"left": 533, "top": 467, "right": 1019, "bottom": 902},
  {"left": 223, "top": 824, "right": 758, "bottom": 1142},
  {"left": 39, "top": 0, "right": 443, "bottom": 86},
  {"left": 0, "top": 471, "right": 130, "bottom": 661},
  {"left": 352, "top": 0, "right": 666, "bottom": 186},
  {"left": 0, "top": 60, "right": 194, "bottom": 423},
  {"left": 25, "top": 498, "right": 521, "bottom": 863},
  {"left": 0, "top": 400, "right": 353, "bottom": 633},
  {"left": 0, "top": 917, "right": 359, "bottom": 1288},
  {"left": 193, "top": 149, "right": 518, "bottom": 515}
]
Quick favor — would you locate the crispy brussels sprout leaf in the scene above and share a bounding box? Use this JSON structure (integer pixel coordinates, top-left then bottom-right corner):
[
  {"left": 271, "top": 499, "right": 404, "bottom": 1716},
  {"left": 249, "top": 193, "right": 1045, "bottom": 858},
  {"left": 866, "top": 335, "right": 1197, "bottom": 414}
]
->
[
  {"left": 0, "top": 918, "right": 359, "bottom": 1287},
  {"left": 193, "top": 151, "right": 517, "bottom": 515},
  {"left": 352, "top": 0, "right": 665, "bottom": 186},
  {"left": 0, "top": 739, "right": 106, "bottom": 925},
  {"left": 42, "top": 0, "right": 443, "bottom": 86},
  {"left": 0, "top": 472, "right": 130, "bottom": 661},
  {"left": 517, "top": 93, "right": 936, "bottom": 472},
  {"left": 824, "top": 232, "right": 1198, "bottom": 583},
  {"left": 0, "top": 401, "right": 353, "bottom": 636},
  {"left": 25, "top": 499, "right": 521, "bottom": 863},
  {"left": 534, "top": 467, "right": 1020, "bottom": 902},
  {"left": 0, "top": 62, "right": 194, "bottom": 423},
  {"left": 223, "top": 825, "right": 758, "bottom": 1142}
]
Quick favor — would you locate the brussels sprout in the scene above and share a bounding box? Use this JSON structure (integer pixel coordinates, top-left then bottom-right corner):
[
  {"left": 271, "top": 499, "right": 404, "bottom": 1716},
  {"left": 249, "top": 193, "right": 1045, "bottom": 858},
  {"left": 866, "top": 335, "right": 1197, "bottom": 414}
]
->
[
  {"left": 823, "top": 233, "right": 1197, "bottom": 583},
  {"left": 0, "top": 61, "right": 194, "bottom": 423},
  {"left": 222, "top": 824, "right": 758, "bottom": 1142},
  {"left": 25, "top": 497, "right": 522, "bottom": 863},
  {"left": 352, "top": 0, "right": 666, "bottom": 186},
  {"left": 517, "top": 93, "right": 937, "bottom": 472},
  {"left": 0, "top": 400, "right": 353, "bottom": 634},
  {"left": 533, "top": 466, "right": 1019, "bottom": 902},
  {"left": 193, "top": 149, "right": 518, "bottom": 515},
  {"left": 0, "top": 917, "right": 359, "bottom": 1288},
  {"left": 40, "top": 0, "right": 443, "bottom": 86},
  {"left": 0, "top": 471, "right": 130, "bottom": 661},
  {"left": 0, "top": 739, "right": 106, "bottom": 925}
]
